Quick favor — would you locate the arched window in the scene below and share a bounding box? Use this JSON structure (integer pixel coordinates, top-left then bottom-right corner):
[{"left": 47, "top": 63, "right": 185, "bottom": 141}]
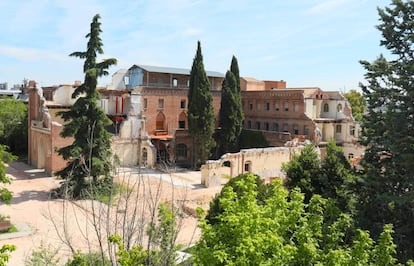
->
[
  {"left": 178, "top": 111, "right": 186, "bottom": 129},
  {"left": 156, "top": 112, "right": 166, "bottom": 130},
  {"left": 176, "top": 144, "right": 187, "bottom": 160},
  {"left": 323, "top": 103, "right": 329, "bottom": 112},
  {"left": 142, "top": 147, "right": 148, "bottom": 166},
  {"left": 337, "top": 103, "right": 343, "bottom": 112},
  {"left": 222, "top": 161, "right": 231, "bottom": 167}
]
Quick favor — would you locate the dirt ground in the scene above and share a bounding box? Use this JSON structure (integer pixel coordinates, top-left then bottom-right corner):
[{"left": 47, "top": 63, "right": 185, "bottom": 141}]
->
[{"left": 0, "top": 162, "right": 224, "bottom": 265}]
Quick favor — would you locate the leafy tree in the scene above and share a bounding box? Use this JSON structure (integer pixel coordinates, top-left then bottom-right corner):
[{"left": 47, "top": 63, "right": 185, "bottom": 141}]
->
[
  {"left": 188, "top": 41, "right": 215, "bottom": 168},
  {"left": 195, "top": 174, "right": 402, "bottom": 265},
  {"left": 56, "top": 14, "right": 117, "bottom": 198},
  {"left": 0, "top": 96, "right": 27, "bottom": 155},
  {"left": 343, "top": 89, "right": 366, "bottom": 122},
  {"left": 0, "top": 146, "right": 16, "bottom": 265},
  {"left": 0, "top": 145, "right": 16, "bottom": 204},
  {"left": 205, "top": 173, "right": 274, "bottom": 225},
  {"left": 357, "top": 0, "right": 414, "bottom": 261}
]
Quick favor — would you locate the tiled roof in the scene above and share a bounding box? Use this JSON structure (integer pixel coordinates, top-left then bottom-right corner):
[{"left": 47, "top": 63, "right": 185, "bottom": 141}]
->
[{"left": 131, "top": 64, "right": 225, "bottom": 78}]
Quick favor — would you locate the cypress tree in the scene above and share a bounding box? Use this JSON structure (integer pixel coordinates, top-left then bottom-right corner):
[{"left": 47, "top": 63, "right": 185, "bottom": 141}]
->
[
  {"left": 357, "top": 0, "right": 414, "bottom": 261},
  {"left": 56, "top": 14, "right": 117, "bottom": 198},
  {"left": 188, "top": 41, "right": 215, "bottom": 168},
  {"left": 218, "top": 56, "right": 244, "bottom": 154}
]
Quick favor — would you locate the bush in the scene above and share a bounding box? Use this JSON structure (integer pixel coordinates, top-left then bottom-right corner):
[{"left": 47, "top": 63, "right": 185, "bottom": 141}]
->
[{"left": 65, "top": 252, "right": 110, "bottom": 266}]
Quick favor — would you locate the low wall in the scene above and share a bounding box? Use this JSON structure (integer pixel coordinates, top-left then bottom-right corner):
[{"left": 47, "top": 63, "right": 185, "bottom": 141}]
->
[{"left": 201, "top": 146, "right": 303, "bottom": 187}]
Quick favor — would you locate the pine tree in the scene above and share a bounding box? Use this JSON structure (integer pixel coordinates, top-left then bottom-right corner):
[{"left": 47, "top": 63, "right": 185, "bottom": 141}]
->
[
  {"left": 56, "top": 14, "right": 117, "bottom": 198},
  {"left": 357, "top": 0, "right": 414, "bottom": 261},
  {"left": 188, "top": 41, "right": 215, "bottom": 168}
]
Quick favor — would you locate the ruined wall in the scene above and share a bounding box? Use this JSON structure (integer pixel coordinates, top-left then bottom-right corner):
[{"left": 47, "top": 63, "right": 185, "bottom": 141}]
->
[{"left": 201, "top": 146, "right": 303, "bottom": 187}]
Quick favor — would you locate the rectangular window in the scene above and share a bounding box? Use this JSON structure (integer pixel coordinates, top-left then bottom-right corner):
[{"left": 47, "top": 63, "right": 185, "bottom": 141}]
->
[
  {"left": 257, "top": 103, "right": 261, "bottom": 111},
  {"left": 336, "top": 124, "right": 342, "bottom": 134},
  {"left": 294, "top": 102, "right": 299, "bottom": 112},
  {"left": 293, "top": 125, "right": 299, "bottom": 135},
  {"left": 173, "top": 78, "right": 178, "bottom": 87},
  {"left": 158, "top": 99, "right": 164, "bottom": 109},
  {"left": 273, "top": 123, "right": 279, "bottom": 132},
  {"left": 283, "top": 124, "right": 289, "bottom": 132},
  {"left": 143, "top": 98, "right": 147, "bottom": 109},
  {"left": 180, "top": 99, "right": 186, "bottom": 109},
  {"left": 179, "top": 121, "right": 185, "bottom": 129},
  {"left": 275, "top": 102, "right": 279, "bottom": 111},
  {"left": 266, "top": 102, "right": 270, "bottom": 111},
  {"left": 256, "top": 121, "right": 261, "bottom": 130},
  {"left": 265, "top": 122, "right": 269, "bottom": 131},
  {"left": 249, "top": 102, "right": 253, "bottom": 111},
  {"left": 304, "top": 126, "right": 309, "bottom": 135},
  {"left": 284, "top": 102, "right": 289, "bottom": 112},
  {"left": 350, "top": 125, "right": 355, "bottom": 136},
  {"left": 247, "top": 120, "right": 252, "bottom": 129}
]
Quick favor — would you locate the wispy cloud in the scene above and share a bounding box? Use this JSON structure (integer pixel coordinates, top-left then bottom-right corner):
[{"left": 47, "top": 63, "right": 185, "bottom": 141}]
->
[
  {"left": 182, "top": 27, "right": 203, "bottom": 37},
  {"left": 306, "top": 0, "right": 350, "bottom": 15},
  {"left": 0, "top": 46, "right": 67, "bottom": 62}
]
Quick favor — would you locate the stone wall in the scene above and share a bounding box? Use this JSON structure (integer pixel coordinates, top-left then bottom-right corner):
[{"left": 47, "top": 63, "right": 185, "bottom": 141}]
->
[{"left": 201, "top": 146, "right": 303, "bottom": 187}]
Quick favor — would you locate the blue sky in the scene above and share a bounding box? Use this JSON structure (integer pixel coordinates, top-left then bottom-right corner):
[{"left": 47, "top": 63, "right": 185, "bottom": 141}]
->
[{"left": 0, "top": 0, "right": 388, "bottom": 91}]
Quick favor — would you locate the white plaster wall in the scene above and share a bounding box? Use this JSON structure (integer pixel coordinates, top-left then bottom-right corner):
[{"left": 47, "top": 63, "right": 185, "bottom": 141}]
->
[{"left": 54, "top": 85, "right": 78, "bottom": 105}]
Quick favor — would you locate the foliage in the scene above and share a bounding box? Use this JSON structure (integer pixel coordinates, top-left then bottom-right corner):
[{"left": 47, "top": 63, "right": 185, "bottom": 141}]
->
[
  {"left": 108, "top": 235, "right": 147, "bottom": 266},
  {"left": 56, "top": 14, "right": 117, "bottom": 199},
  {"left": 187, "top": 41, "right": 216, "bottom": 168},
  {"left": 283, "top": 141, "right": 355, "bottom": 213},
  {"left": 357, "top": 0, "right": 414, "bottom": 261},
  {"left": 218, "top": 56, "right": 244, "bottom": 154},
  {"left": 238, "top": 129, "right": 269, "bottom": 149},
  {"left": 0, "top": 96, "right": 27, "bottom": 155},
  {"left": 25, "top": 242, "right": 60, "bottom": 266},
  {"left": 0, "top": 244, "right": 16, "bottom": 266},
  {"left": 194, "top": 174, "right": 402, "bottom": 265},
  {"left": 65, "top": 251, "right": 110, "bottom": 266},
  {"left": 0, "top": 145, "right": 16, "bottom": 204},
  {"left": 205, "top": 173, "right": 273, "bottom": 225},
  {"left": 343, "top": 89, "right": 366, "bottom": 122},
  {"left": 146, "top": 203, "right": 178, "bottom": 265},
  {"left": 109, "top": 203, "right": 179, "bottom": 265}
]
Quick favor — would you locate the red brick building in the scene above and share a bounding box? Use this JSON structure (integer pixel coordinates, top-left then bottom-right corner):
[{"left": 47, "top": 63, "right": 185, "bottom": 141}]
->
[{"left": 125, "top": 65, "right": 224, "bottom": 166}]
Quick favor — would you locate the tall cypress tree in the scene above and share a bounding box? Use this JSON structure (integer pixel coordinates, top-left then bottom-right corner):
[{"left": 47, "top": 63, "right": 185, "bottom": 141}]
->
[
  {"left": 56, "top": 14, "right": 117, "bottom": 198},
  {"left": 357, "top": 0, "right": 414, "bottom": 261},
  {"left": 188, "top": 41, "right": 215, "bottom": 168},
  {"left": 218, "top": 56, "right": 244, "bottom": 154}
]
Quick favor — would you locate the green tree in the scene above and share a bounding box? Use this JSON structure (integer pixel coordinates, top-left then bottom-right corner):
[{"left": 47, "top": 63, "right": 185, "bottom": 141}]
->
[
  {"left": 0, "top": 97, "right": 27, "bottom": 155},
  {"left": 343, "top": 89, "right": 366, "bottom": 122},
  {"left": 205, "top": 173, "right": 273, "bottom": 225},
  {"left": 188, "top": 41, "right": 215, "bottom": 168},
  {"left": 218, "top": 56, "right": 244, "bottom": 154},
  {"left": 56, "top": 14, "right": 117, "bottom": 198},
  {"left": 283, "top": 144, "right": 321, "bottom": 202},
  {"left": 0, "top": 145, "right": 16, "bottom": 204},
  {"left": 195, "top": 174, "right": 402, "bottom": 265},
  {"left": 357, "top": 0, "right": 414, "bottom": 261},
  {"left": 283, "top": 141, "right": 355, "bottom": 213},
  {"left": 0, "top": 146, "right": 16, "bottom": 264}
]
